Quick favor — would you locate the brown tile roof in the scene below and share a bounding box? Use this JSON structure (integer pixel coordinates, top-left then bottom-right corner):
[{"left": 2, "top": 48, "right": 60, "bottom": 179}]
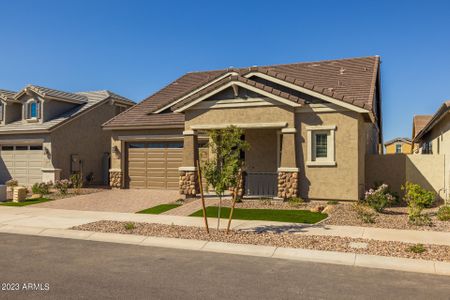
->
[
  {"left": 412, "top": 115, "right": 433, "bottom": 139},
  {"left": 103, "top": 56, "right": 380, "bottom": 129},
  {"left": 384, "top": 137, "right": 412, "bottom": 146}
]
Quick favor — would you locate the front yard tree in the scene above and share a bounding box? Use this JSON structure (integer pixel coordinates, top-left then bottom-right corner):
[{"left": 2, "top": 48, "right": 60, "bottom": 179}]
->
[{"left": 202, "top": 126, "right": 249, "bottom": 230}]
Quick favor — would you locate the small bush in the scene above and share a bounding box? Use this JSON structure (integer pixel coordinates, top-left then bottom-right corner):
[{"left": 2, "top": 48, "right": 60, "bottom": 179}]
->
[
  {"left": 287, "top": 197, "right": 304, "bottom": 207},
  {"left": 408, "top": 244, "right": 426, "bottom": 254},
  {"left": 54, "top": 179, "right": 71, "bottom": 195},
  {"left": 364, "top": 184, "right": 396, "bottom": 212},
  {"left": 403, "top": 182, "right": 435, "bottom": 208},
  {"left": 437, "top": 205, "right": 450, "bottom": 221},
  {"left": 402, "top": 182, "right": 435, "bottom": 225},
  {"left": 353, "top": 203, "right": 376, "bottom": 224},
  {"left": 124, "top": 223, "right": 135, "bottom": 230},
  {"left": 327, "top": 200, "right": 339, "bottom": 205},
  {"left": 175, "top": 199, "right": 185, "bottom": 205},
  {"left": 31, "top": 182, "right": 52, "bottom": 195},
  {"left": 70, "top": 173, "right": 83, "bottom": 190},
  {"left": 6, "top": 179, "right": 18, "bottom": 188}
]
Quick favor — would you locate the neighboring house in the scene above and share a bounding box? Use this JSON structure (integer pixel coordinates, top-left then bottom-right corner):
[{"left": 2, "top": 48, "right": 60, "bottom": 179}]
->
[
  {"left": 0, "top": 85, "right": 134, "bottom": 186},
  {"left": 384, "top": 137, "right": 412, "bottom": 154},
  {"left": 413, "top": 101, "right": 450, "bottom": 155},
  {"left": 412, "top": 100, "right": 450, "bottom": 200},
  {"left": 411, "top": 115, "right": 432, "bottom": 153},
  {"left": 103, "top": 56, "right": 382, "bottom": 201}
]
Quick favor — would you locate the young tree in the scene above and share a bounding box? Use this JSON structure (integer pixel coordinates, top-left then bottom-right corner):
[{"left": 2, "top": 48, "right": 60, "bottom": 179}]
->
[{"left": 202, "top": 126, "right": 249, "bottom": 230}]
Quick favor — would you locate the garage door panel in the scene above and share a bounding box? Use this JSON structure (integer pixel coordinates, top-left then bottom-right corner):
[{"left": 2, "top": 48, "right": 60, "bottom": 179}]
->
[{"left": 127, "top": 142, "right": 183, "bottom": 190}]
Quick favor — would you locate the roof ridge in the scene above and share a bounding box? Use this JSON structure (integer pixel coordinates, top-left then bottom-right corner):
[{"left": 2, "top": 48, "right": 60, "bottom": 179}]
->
[{"left": 186, "top": 56, "right": 379, "bottom": 74}]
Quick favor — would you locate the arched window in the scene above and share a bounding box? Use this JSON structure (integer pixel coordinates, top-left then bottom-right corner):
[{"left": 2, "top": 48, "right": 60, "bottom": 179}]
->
[{"left": 27, "top": 100, "right": 40, "bottom": 119}]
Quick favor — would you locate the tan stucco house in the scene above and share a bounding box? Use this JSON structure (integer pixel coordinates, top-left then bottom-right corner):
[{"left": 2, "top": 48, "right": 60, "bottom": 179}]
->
[
  {"left": 384, "top": 137, "right": 412, "bottom": 154},
  {"left": 103, "top": 56, "right": 382, "bottom": 201},
  {"left": 0, "top": 85, "right": 134, "bottom": 186}
]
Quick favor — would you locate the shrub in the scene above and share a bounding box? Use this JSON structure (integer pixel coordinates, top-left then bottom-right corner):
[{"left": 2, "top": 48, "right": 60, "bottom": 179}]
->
[
  {"left": 54, "top": 179, "right": 71, "bottom": 195},
  {"left": 402, "top": 182, "right": 435, "bottom": 225},
  {"left": 5, "top": 179, "right": 18, "bottom": 188},
  {"left": 437, "top": 205, "right": 450, "bottom": 221},
  {"left": 31, "top": 182, "right": 52, "bottom": 195},
  {"left": 352, "top": 203, "right": 376, "bottom": 223},
  {"left": 70, "top": 173, "right": 83, "bottom": 189},
  {"left": 408, "top": 244, "right": 426, "bottom": 254},
  {"left": 364, "top": 184, "right": 396, "bottom": 212},
  {"left": 402, "top": 182, "right": 435, "bottom": 208},
  {"left": 287, "top": 197, "right": 304, "bottom": 207},
  {"left": 124, "top": 223, "right": 135, "bottom": 230}
]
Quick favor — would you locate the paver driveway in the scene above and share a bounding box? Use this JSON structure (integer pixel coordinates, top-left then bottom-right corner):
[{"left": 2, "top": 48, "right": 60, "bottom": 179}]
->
[{"left": 34, "top": 189, "right": 181, "bottom": 213}]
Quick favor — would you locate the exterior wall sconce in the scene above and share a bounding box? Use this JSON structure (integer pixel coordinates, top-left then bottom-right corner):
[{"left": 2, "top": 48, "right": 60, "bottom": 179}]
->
[
  {"left": 44, "top": 146, "right": 51, "bottom": 158},
  {"left": 112, "top": 145, "right": 120, "bottom": 158}
]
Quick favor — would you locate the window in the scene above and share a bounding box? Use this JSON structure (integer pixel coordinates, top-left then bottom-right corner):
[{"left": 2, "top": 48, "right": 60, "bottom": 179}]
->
[
  {"left": 1, "top": 145, "right": 13, "bottom": 151},
  {"left": 315, "top": 133, "right": 328, "bottom": 158},
  {"left": 30, "top": 145, "right": 43, "bottom": 150},
  {"left": 15, "top": 146, "right": 28, "bottom": 151},
  {"left": 422, "top": 141, "right": 433, "bottom": 154},
  {"left": 26, "top": 100, "right": 40, "bottom": 119},
  {"left": 306, "top": 125, "right": 336, "bottom": 166},
  {"left": 395, "top": 144, "right": 402, "bottom": 153}
]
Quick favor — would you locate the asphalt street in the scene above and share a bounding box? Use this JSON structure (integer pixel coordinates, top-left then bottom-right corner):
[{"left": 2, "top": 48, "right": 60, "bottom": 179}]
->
[{"left": 0, "top": 233, "right": 449, "bottom": 299}]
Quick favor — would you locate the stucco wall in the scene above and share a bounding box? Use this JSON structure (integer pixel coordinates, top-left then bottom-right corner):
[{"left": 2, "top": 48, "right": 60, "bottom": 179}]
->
[
  {"left": 185, "top": 106, "right": 295, "bottom": 128},
  {"left": 4, "top": 102, "right": 22, "bottom": 124},
  {"left": 297, "top": 111, "right": 362, "bottom": 201},
  {"left": 43, "top": 100, "right": 78, "bottom": 122},
  {"left": 366, "top": 154, "right": 447, "bottom": 200},
  {"left": 50, "top": 101, "right": 118, "bottom": 184}
]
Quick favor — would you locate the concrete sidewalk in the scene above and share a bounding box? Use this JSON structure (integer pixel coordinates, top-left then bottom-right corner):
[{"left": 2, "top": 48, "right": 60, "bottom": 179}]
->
[{"left": 0, "top": 206, "right": 449, "bottom": 246}]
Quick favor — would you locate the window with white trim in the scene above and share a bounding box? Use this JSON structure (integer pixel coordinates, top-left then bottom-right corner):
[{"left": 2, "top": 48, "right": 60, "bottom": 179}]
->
[
  {"left": 395, "top": 144, "right": 402, "bottom": 153},
  {"left": 306, "top": 125, "right": 336, "bottom": 166},
  {"left": 26, "top": 99, "right": 40, "bottom": 119}
]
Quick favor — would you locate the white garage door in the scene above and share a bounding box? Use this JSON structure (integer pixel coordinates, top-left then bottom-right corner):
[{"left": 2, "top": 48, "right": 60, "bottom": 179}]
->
[{"left": 0, "top": 145, "right": 44, "bottom": 186}]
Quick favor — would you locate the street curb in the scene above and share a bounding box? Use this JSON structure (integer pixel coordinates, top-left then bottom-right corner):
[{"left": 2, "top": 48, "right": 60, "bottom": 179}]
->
[{"left": 0, "top": 224, "right": 449, "bottom": 276}]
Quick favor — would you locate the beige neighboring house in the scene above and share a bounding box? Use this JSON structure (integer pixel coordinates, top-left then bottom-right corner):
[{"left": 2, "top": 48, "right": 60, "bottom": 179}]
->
[
  {"left": 0, "top": 85, "right": 134, "bottom": 186},
  {"left": 413, "top": 101, "right": 450, "bottom": 155},
  {"left": 411, "top": 115, "right": 432, "bottom": 153},
  {"left": 103, "top": 56, "right": 382, "bottom": 201},
  {"left": 413, "top": 101, "right": 450, "bottom": 199}
]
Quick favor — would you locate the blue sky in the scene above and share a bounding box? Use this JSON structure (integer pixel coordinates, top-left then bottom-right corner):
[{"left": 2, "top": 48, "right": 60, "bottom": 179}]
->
[{"left": 1, "top": 0, "right": 449, "bottom": 141}]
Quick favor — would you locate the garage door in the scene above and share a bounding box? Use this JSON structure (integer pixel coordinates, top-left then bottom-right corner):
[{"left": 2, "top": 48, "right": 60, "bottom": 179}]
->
[
  {"left": 0, "top": 145, "right": 44, "bottom": 186},
  {"left": 127, "top": 142, "right": 183, "bottom": 189}
]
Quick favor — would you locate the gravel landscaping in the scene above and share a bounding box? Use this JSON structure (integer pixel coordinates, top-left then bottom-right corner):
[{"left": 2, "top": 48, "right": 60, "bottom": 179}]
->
[
  {"left": 214, "top": 199, "right": 450, "bottom": 232},
  {"left": 73, "top": 220, "right": 450, "bottom": 262}
]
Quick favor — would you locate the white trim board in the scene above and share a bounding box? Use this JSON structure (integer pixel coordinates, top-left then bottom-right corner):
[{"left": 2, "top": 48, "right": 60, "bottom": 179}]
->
[
  {"left": 174, "top": 81, "right": 302, "bottom": 113},
  {"left": 243, "top": 72, "right": 369, "bottom": 114},
  {"left": 190, "top": 122, "right": 288, "bottom": 130}
]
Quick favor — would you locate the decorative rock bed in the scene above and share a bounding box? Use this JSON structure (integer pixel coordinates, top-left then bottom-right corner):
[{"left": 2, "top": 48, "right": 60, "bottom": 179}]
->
[{"left": 73, "top": 220, "right": 450, "bottom": 262}]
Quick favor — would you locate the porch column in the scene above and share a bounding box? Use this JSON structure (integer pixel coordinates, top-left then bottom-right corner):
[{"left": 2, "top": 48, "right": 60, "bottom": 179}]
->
[
  {"left": 179, "top": 130, "right": 199, "bottom": 196},
  {"left": 278, "top": 127, "right": 299, "bottom": 199}
]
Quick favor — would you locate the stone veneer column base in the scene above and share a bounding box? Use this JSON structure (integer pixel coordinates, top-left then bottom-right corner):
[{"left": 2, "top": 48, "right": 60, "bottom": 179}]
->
[
  {"left": 179, "top": 171, "right": 199, "bottom": 196},
  {"left": 109, "top": 170, "right": 123, "bottom": 188},
  {"left": 277, "top": 171, "right": 299, "bottom": 199}
]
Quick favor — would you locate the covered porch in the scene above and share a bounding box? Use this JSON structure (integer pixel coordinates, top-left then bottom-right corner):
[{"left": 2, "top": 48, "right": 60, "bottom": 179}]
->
[{"left": 179, "top": 122, "right": 299, "bottom": 199}]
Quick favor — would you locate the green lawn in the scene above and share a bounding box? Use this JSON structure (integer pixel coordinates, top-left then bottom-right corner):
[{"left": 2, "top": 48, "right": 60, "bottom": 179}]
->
[
  {"left": 0, "top": 197, "right": 51, "bottom": 207},
  {"left": 137, "top": 203, "right": 182, "bottom": 214},
  {"left": 190, "top": 206, "right": 327, "bottom": 224}
]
